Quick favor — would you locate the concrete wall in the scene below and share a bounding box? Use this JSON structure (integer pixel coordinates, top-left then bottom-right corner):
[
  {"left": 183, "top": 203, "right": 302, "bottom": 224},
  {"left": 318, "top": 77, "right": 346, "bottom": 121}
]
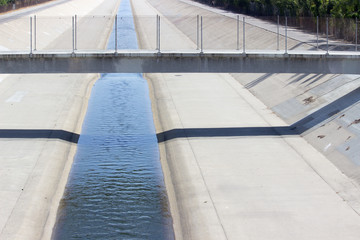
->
[{"left": 1, "top": 51, "right": 360, "bottom": 74}]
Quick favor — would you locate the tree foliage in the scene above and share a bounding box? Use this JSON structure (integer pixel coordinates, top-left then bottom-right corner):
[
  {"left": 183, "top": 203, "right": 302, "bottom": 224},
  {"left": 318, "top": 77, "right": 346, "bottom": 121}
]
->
[
  {"left": 201, "top": 0, "right": 359, "bottom": 17},
  {"left": 0, "top": 0, "right": 15, "bottom": 6}
]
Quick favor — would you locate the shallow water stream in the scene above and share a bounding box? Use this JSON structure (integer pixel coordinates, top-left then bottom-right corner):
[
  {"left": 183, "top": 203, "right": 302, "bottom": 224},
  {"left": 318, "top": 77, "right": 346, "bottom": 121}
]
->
[{"left": 52, "top": 0, "right": 174, "bottom": 238}]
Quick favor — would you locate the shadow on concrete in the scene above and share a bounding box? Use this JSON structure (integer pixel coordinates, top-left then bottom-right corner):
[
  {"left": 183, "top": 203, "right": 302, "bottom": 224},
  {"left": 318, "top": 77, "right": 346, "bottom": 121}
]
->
[
  {"left": 285, "top": 73, "right": 331, "bottom": 87},
  {"left": 157, "top": 126, "right": 297, "bottom": 143},
  {"left": 4, "top": 87, "right": 358, "bottom": 145},
  {"left": 0, "top": 129, "right": 79, "bottom": 143},
  {"left": 289, "top": 41, "right": 312, "bottom": 50},
  {"left": 316, "top": 43, "right": 358, "bottom": 51},
  {"left": 157, "top": 86, "right": 360, "bottom": 142},
  {"left": 291, "top": 86, "right": 360, "bottom": 133},
  {"left": 246, "top": 72, "right": 327, "bottom": 90},
  {"left": 245, "top": 73, "right": 274, "bottom": 89},
  {"left": 302, "top": 74, "right": 327, "bottom": 86},
  {"left": 286, "top": 73, "right": 309, "bottom": 85}
]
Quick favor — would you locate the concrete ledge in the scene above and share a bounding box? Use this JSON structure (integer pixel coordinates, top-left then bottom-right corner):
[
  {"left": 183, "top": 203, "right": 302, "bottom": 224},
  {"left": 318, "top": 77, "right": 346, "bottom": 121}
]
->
[{"left": 1, "top": 50, "right": 360, "bottom": 74}]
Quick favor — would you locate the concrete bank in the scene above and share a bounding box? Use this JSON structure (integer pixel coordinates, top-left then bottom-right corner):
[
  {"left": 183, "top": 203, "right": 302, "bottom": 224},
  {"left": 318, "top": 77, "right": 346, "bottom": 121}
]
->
[
  {"left": 0, "top": 0, "right": 120, "bottom": 239},
  {"left": 166, "top": 0, "right": 360, "bottom": 206},
  {"left": 145, "top": 0, "right": 360, "bottom": 201},
  {"left": 131, "top": 0, "right": 360, "bottom": 239},
  {"left": 163, "top": 0, "right": 360, "bottom": 183}
]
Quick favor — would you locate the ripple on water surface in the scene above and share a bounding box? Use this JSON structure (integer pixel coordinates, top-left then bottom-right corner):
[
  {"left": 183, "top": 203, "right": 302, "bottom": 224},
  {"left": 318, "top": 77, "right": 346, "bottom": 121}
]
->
[{"left": 52, "top": 73, "right": 173, "bottom": 240}]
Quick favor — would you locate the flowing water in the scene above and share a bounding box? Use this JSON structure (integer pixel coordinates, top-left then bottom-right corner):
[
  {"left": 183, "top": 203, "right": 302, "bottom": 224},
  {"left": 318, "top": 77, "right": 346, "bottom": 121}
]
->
[{"left": 52, "top": 0, "right": 174, "bottom": 239}]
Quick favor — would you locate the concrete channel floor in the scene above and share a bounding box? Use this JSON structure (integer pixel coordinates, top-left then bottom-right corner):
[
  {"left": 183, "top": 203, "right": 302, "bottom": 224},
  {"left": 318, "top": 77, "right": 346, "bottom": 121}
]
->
[
  {"left": 0, "top": 0, "right": 120, "bottom": 239},
  {"left": 131, "top": 0, "right": 360, "bottom": 239}
]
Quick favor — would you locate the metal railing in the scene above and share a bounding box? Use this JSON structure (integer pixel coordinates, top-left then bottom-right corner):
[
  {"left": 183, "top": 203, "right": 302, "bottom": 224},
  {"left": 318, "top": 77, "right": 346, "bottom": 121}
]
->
[{"left": 0, "top": 15, "right": 359, "bottom": 54}]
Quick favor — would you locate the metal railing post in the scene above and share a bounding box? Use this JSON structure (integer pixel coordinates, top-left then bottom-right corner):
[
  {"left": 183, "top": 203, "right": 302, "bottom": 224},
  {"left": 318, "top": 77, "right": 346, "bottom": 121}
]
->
[
  {"left": 316, "top": 16, "right": 319, "bottom": 50},
  {"left": 156, "top": 15, "right": 159, "bottom": 51},
  {"left": 72, "top": 16, "right": 75, "bottom": 53},
  {"left": 277, "top": 15, "right": 279, "bottom": 51},
  {"left": 115, "top": 15, "right": 118, "bottom": 53},
  {"left": 158, "top": 15, "right": 161, "bottom": 53},
  {"left": 156, "top": 15, "right": 158, "bottom": 50},
  {"left": 197, "top": 15, "right": 199, "bottom": 50},
  {"left": 201, "top": 16, "right": 203, "bottom": 53},
  {"left": 326, "top": 17, "right": 329, "bottom": 54},
  {"left": 75, "top": 14, "right": 77, "bottom": 50},
  {"left": 285, "top": 16, "right": 288, "bottom": 54},
  {"left": 34, "top": 15, "right": 36, "bottom": 51},
  {"left": 242, "top": 16, "right": 245, "bottom": 54},
  {"left": 30, "top": 16, "right": 32, "bottom": 54},
  {"left": 356, "top": 17, "right": 358, "bottom": 52},
  {"left": 237, "top": 15, "right": 239, "bottom": 50}
]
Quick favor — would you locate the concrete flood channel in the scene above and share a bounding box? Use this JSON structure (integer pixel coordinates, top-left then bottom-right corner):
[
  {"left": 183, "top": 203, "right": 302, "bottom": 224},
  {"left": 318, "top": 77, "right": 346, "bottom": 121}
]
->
[{"left": 52, "top": 0, "right": 174, "bottom": 239}]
